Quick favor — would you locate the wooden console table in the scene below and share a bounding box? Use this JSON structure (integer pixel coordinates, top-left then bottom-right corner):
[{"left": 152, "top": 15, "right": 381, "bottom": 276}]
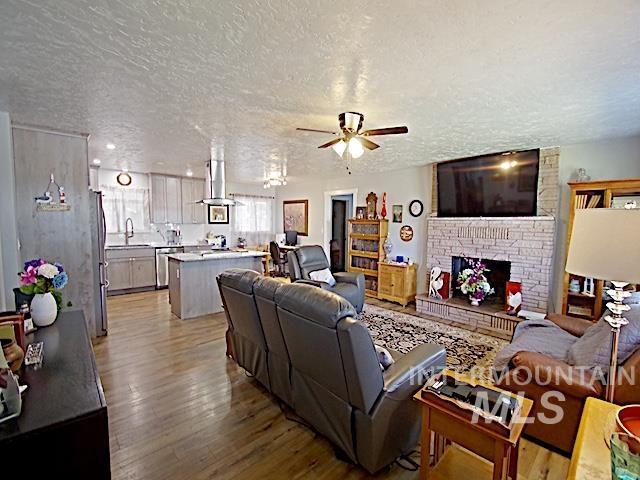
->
[
  {"left": 0, "top": 311, "right": 110, "bottom": 478},
  {"left": 414, "top": 370, "right": 532, "bottom": 480}
]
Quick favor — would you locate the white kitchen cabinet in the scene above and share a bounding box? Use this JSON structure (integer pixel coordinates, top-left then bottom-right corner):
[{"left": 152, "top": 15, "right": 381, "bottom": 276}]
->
[
  {"left": 106, "top": 248, "right": 157, "bottom": 292},
  {"left": 150, "top": 174, "right": 183, "bottom": 224},
  {"left": 181, "top": 178, "right": 206, "bottom": 224},
  {"left": 131, "top": 257, "right": 157, "bottom": 288},
  {"left": 165, "top": 176, "right": 182, "bottom": 223}
]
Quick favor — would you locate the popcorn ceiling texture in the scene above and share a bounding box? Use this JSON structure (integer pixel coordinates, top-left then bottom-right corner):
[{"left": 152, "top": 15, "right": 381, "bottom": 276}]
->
[{"left": 0, "top": 1, "right": 639, "bottom": 182}]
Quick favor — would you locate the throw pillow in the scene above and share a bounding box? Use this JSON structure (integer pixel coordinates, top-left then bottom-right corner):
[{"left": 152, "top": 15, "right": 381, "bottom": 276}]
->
[
  {"left": 309, "top": 268, "right": 336, "bottom": 287},
  {"left": 568, "top": 303, "right": 640, "bottom": 369},
  {"left": 375, "top": 344, "right": 395, "bottom": 370}
]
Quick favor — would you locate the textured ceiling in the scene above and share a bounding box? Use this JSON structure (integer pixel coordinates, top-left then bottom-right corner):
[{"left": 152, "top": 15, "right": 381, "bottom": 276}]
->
[{"left": 1, "top": 0, "right": 639, "bottom": 183}]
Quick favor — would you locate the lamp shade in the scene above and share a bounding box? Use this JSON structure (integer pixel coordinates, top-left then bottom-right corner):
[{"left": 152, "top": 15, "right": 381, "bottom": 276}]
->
[{"left": 566, "top": 208, "right": 640, "bottom": 284}]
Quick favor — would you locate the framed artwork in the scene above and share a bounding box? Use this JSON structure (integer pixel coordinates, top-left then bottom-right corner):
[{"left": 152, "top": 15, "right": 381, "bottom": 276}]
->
[
  {"left": 392, "top": 204, "right": 403, "bottom": 223},
  {"left": 355, "top": 206, "right": 366, "bottom": 219},
  {"left": 283, "top": 199, "right": 309, "bottom": 236},
  {"left": 505, "top": 281, "right": 522, "bottom": 316},
  {"left": 208, "top": 205, "right": 229, "bottom": 224}
]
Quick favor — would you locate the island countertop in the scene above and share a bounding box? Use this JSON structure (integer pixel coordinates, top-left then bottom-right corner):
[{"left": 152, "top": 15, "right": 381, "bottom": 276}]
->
[{"left": 167, "top": 250, "right": 268, "bottom": 262}]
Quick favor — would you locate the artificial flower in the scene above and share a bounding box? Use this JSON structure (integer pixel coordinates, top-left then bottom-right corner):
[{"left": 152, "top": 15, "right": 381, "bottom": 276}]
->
[
  {"left": 52, "top": 271, "right": 68, "bottom": 289},
  {"left": 24, "top": 258, "right": 45, "bottom": 270},
  {"left": 54, "top": 262, "right": 65, "bottom": 273},
  {"left": 38, "top": 263, "right": 59, "bottom": 279},
  {"left": 19, "top": 265, "right": 38, "bottom": 285}
]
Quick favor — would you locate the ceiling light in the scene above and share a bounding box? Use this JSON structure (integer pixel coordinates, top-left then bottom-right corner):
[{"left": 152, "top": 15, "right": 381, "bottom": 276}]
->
[
  {"left": 186, "top": 169, "right": 193, "bottom": 177},
  {"left": 510, "top": 160, "right": 518, "bottom": 168},
  {"left": 348, "top": 138, "right": 364, "bottom": 159},
  {"left": 92, "top": 158, "right": 101, "bottom": 165},
  {"left": 500, "top": 161, "right": 511, "bottom": 170},
  {"left": 332, "top": 139, "right": 346, "bottom": 157},
  {"left": 106, "top": 143, "right": 116, "bottom": 150}
]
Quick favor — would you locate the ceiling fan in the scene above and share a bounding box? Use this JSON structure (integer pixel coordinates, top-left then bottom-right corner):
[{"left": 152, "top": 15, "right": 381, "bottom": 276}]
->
[{"left": 296, "top": 112, "right": 408, "bottom": 160}]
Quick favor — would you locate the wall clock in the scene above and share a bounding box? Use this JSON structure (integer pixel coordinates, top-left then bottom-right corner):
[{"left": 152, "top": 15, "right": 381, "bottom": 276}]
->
[
  {"left": 400, "top": 225, "right": 414, "bottom": 242},
  {"left": 409, "top": 199, "right": 423, "bottom": 217}
]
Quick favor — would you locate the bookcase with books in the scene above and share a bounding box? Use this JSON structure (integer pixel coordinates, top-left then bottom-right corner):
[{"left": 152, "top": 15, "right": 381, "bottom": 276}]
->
[
  {"left": 562, "top": 178, "right": 640, "bottom": 321},
  {"left": 347, "top": 219, "right": 388, "bottom": 297}
]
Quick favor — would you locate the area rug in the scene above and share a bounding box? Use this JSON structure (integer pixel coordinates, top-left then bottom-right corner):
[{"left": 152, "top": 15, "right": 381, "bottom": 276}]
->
[{"left": 358, "top": 304, "right": 507, "bottom": 382}]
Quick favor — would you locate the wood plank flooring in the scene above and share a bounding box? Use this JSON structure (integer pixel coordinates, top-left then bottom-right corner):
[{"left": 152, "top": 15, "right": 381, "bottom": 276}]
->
[{"left": 93, "top": 290, "right": 569, "bottom": 479}]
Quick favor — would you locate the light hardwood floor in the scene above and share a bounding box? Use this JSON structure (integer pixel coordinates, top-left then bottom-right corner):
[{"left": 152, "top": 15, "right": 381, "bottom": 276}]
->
[{"left": 94, "top": 290, "right": 569, "bottom": 479}]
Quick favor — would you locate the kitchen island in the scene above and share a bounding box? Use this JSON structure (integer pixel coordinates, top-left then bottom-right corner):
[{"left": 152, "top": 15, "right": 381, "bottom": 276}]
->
[{"left": 167, "top": 250, "right": 268, "bottom": 319}]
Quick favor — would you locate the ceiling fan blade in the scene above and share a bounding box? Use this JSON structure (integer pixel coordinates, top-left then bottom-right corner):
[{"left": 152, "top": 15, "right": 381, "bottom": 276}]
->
[
  {"left": 297, "top": 127, "right": 338, "bottom": 135},
  {"left": 358, "top": 137, "right": 380, "bottom": 150},
  {"left": 360, "top": 126, "right": 408, "bottom": 136},
  {"left": 318, "top": 138, "right": 342, "bottom": 149}
]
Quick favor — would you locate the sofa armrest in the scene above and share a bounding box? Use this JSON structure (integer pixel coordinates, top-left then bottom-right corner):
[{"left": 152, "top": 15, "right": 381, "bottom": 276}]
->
[
  {"left": 546, "top": 313, "right": 593, "bottom": 338},
  {"left": 507, "top": 351, "right": 603, "bottom": 399},
  {"left": 295, "top": 279, "right": 331, "bottom": 290},
  {"left": 333, "top": 271, "right": 364, "bottom": 288},
  {"left": 383, "top": 344, "right": 446, "bottom": 400}
]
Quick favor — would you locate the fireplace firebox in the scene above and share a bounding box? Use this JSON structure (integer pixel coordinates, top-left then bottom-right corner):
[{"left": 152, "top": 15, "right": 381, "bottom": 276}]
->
[{"left": 451, "top": 256, "right": 511, "bottom": 306}]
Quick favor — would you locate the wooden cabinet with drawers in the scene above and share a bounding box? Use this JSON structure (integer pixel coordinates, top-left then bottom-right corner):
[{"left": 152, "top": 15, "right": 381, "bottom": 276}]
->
[{"left": 378, "top": 263, "right": 417, "bottom": 307}]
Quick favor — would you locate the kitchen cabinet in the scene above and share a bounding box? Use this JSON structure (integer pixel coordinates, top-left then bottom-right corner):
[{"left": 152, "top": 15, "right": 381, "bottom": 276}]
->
[
  {"left": 150, "top": 174, "right": 182, "bottom": 224},
  {"left": 378, "top": 263, "right": 417, "bottom": 307},
  {"left": 181, "top": 178, "right": 206, "bottom": 224},
  {"left": 106, "top": 248, "right": 157, "bottom": 293}
]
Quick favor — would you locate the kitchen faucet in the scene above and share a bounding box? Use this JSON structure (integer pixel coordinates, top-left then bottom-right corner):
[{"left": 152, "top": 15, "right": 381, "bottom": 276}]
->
[{"left": 124, "top": 217, "right": 134, "bottom": 245}]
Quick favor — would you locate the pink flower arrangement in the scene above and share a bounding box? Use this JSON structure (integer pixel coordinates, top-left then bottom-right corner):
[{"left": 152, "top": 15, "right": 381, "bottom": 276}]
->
[{"left": 18, "top": 258, "right": 68, "bottom": 309}]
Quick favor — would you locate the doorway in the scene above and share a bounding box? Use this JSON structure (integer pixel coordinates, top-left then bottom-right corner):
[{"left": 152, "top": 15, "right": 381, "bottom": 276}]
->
[{"left": 329, "top": 193, "right": 354, "bottom": 272}]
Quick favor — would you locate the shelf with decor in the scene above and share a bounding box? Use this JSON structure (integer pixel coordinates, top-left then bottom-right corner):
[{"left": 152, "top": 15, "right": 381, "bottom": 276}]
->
[
  {"left": 348, "top": 219, "right": 388, "bottom": 297},
  {"left": 562, "top": 178, "right": 640, "bottom": 321}
]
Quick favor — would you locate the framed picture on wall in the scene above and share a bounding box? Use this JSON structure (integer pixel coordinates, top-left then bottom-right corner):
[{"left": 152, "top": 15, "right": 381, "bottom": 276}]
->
[
  {"left": 208, "top": 205, "right": 229, "bottom": 224},
  {"left": 392, "top": 204, "right": 403, "bottom": 223},
  {"left": 283, "top": 199, "right": 309, "bottom": 236}
]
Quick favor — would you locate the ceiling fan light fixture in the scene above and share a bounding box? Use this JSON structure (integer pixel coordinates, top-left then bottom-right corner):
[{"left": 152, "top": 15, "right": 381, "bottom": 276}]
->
[
  {"left": 332, "top": 139, "right": 347, "bottom": 157},
  {"left": 348, "top": 137, "right": 364, "bottom": 158}
]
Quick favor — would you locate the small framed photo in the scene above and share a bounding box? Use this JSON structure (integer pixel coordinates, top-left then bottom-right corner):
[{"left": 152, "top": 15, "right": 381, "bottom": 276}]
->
[
  {"left": 355, "top": 206, "right": 366, "bottom": 219},
  {"left": 208, "top": 205, "right": 229, "bottom": 224},
  {"left": 392, "top": 204, "right": 403, "bottom": 223}
]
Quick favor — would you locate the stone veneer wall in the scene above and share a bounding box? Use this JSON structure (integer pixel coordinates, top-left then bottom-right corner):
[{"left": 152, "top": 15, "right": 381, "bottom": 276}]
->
[
  {"left": 425, "top": 216, "right": 556, "bottom": 312},
  {"left": 431, "top": 147, "right": 560, "bottom": 217}
]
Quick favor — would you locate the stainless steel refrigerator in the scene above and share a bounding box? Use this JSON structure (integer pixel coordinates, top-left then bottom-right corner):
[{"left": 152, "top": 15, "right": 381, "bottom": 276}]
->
[{"left": 90, "top": 190, "right": 108, "bottom": 336}]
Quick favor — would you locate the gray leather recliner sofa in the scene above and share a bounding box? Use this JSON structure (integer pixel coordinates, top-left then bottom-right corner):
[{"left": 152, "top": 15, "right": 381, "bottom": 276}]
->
[
  {"left": 217, "top": 268, "right": 447, "bottom": 474},
  {"left": 287, "top": 245, "right": 366, "bottom": 312}
]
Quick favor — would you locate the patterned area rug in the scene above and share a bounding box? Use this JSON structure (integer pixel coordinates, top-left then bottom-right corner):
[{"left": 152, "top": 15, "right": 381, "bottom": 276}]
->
[{"left": 358, "top": 304, "right": 507, "bottom": 382}]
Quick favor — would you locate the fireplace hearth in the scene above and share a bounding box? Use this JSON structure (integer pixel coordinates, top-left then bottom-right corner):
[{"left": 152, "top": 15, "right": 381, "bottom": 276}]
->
[{"left": 451, "top": 256, "right": 511, "bottom": 307}]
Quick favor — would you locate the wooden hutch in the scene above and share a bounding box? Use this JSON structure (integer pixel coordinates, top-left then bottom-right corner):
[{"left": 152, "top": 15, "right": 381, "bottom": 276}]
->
[{"left": 562, "top": 178, "right": 640, "bottom": 321}]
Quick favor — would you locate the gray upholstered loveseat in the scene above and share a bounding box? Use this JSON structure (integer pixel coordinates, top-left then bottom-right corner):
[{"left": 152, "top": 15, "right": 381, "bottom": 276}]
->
[{"left": 217, "top": 268, "right": 446, "bottom": 474}]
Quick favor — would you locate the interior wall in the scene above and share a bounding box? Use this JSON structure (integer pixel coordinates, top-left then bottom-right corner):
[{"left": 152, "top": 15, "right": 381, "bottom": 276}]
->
[
  {"left": 552, "top": 135, "right": 640, "bottom": 311},
  {"left": 12, "top": 126, "right": 99, "bottom": 334},
  {"left": 275, "top": 164, "right": 432, "bottom": 291},
  {"left": 0, "top": 112, "right": 19, "bottom": 310}
]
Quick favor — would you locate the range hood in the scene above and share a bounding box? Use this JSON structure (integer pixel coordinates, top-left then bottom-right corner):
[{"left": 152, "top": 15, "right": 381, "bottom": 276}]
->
[{"left": 199, "top": 145, "right": 236, "bottom": 206}]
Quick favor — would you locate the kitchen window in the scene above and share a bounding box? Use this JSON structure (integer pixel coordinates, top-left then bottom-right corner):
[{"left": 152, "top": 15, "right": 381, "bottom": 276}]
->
[
  {"left": 101, "top": 185, "right": 150, "bottom": 233},
  {"left": 231, "top": 193, "right": 274, "bottom": 246}
]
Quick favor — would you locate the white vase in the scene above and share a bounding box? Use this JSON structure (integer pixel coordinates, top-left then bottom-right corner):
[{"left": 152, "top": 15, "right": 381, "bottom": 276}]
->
[
  {"left": 469, "top": 296, "right": 480, "bottom": 307},
  {"left": 31, "top": 292, "right": 58, "bottom": 327}
]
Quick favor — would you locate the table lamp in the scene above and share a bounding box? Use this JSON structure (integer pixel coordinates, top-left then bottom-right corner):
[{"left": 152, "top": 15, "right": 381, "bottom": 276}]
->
[{"left": 566, "top": 208, "right": 640, "bottom": 402}]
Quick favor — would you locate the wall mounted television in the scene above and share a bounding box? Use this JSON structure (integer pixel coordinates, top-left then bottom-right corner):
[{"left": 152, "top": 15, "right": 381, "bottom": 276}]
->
[{"left": 436, "top": 149, "right": 540, "bottom": 217}]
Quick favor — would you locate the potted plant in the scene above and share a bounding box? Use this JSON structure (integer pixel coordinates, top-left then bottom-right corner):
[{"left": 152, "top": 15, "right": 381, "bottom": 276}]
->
[
  {"left": 457, "top": 259, "right": 494, "bottom": 306},
  {"left": 18, "top": 259, "right": 68, "bottom": 327}
]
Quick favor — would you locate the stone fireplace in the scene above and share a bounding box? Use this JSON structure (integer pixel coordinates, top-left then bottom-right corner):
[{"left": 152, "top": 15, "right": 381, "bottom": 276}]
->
[
  {"left": 416, "top": 216, "right": 556, "bottom": 339},
  {"left": 451, "top": 256, "right": 511, "bottom": 306}
]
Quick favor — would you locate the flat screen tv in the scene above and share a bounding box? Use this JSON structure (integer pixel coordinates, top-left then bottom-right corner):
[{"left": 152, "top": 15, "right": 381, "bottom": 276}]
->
[{"left": 437, "top": 149, "right": 540, "bottom": 217}]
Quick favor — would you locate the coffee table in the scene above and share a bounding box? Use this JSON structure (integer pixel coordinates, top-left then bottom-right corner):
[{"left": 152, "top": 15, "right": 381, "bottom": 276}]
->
[{"left": 414, "top": 369, "right": 533, "bottom": 480}]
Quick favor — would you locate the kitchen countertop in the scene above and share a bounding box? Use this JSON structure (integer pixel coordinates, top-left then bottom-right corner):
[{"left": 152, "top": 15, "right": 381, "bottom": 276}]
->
[
  {"left": 168, "top": 250, "right": 268, "bottom": 262},
  {"left": 106, "top": 242, "right": 211, "bottom": 250}
]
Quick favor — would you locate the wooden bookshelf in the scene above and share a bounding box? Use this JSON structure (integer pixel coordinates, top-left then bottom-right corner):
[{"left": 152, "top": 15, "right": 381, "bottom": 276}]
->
[
  {"left": 562, "top": 178, "right": 640, "bottom": 321},
  {"left": 347, "top": 219, "right": 388, "bottom": 297}
]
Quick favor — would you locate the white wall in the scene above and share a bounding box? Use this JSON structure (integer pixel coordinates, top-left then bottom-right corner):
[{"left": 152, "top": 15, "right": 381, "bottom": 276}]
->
[
  {"left": 97, "top": 167, "right": 274, "bottom": 245},
  {"left": 275, "top": 165, "right": 432, "bottom": 291},
  {"left": 0, "top": 111, "right": 19, "bottom": 310},
  {"left": 552, "top": 135, "right": 640, "bottom": 310}
]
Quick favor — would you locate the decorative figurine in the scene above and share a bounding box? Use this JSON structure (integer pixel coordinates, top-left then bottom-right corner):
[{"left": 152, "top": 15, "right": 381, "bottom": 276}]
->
[{"left": 380, "top": 192, "right": 387, "bottom": 219}]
